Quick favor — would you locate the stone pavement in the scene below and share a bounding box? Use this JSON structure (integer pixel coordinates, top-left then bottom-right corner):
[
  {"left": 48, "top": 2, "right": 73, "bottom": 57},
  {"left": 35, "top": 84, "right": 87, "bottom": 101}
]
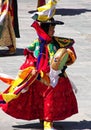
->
[{"left": 0, "top": 0, "right": 91, "bottom": 129}]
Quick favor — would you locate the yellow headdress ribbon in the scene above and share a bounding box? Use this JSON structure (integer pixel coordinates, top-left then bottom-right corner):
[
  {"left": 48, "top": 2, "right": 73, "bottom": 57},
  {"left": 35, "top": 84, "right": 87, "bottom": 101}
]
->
[{"left": 31, "top": 0, "right": 58, "bottom": 22}]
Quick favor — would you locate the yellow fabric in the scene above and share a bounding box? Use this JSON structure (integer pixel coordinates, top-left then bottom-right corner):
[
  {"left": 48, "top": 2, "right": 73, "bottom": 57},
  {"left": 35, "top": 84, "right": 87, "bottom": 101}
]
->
[
  {"left": 2, "top": 93, "right": 19, "bottom": 103},
  {"left": 9, "top": 66, "right": 35, "bottom": 92},
  {"left": 1, "top": 66, "right": 36, "bottom": 103},
  {"left": 38, "top": 0, "right": 57, "bottom": 11},
  {"left": 18, "top": 66, "right": 35, "bottom": 79},
  {"left": 37, "top": 0, "right": 57, "bottom": 21},
  {"left": 44, "top": 121, "right": 53, "bottom": 129}
]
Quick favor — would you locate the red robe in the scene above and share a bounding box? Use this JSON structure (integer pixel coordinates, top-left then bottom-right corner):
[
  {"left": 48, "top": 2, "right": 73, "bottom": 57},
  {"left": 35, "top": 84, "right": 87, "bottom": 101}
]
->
[
  {"left": 1, "top": 73, "right": 78, "bottom": 121},
  {"left": 0, "top": 22, "right": 78, "bottom": 121}
]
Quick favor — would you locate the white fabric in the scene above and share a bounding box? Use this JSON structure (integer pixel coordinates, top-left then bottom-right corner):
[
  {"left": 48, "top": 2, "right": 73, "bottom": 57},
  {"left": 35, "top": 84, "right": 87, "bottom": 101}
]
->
[
  {"left": 0, "top": 0, "right": 9, "bottom": 24},
  {"left": 49, "top": 68, "right": 61, "bottom": 88}
]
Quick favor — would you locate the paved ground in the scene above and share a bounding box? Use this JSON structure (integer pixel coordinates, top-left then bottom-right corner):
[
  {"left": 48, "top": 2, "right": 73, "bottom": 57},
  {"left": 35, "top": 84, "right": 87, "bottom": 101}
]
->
[{"left": 0, "top": 0, "right": 91, "bottom": 129}]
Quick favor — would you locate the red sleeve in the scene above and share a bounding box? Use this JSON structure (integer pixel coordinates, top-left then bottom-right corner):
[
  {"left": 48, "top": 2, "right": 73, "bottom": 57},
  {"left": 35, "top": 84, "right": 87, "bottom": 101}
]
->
[{"left": 69, "top": 46, "right": 77, "bottom": 59}]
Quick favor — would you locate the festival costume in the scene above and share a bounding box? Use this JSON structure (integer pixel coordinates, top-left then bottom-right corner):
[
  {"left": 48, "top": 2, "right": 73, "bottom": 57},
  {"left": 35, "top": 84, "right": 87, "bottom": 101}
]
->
[
  {"left": 0, "top": 0, "right": 78, "bottom": 129},
  {"left": 0, "top": 29, "right": 78, "bottom": 126},
  {"left": 0, "top": 0, "right": 20, "bottom": 55}
]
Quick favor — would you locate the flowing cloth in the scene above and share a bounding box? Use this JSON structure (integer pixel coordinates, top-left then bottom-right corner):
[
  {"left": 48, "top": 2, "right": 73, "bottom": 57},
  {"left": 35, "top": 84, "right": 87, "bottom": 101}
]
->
[{"left": 0, "top": 53, "right": 78, "bottom": 121}]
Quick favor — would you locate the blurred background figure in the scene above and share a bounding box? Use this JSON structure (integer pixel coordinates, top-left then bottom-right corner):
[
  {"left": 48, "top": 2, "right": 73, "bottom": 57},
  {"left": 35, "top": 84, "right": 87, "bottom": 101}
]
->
[{"left": 0, "top": 0, "right": 20, "bottom": 56}]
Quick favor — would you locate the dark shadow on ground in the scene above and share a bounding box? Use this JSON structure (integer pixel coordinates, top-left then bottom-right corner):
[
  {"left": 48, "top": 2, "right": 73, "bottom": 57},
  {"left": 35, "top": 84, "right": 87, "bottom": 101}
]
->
[
  {"left": 0, "top": 48, "right": 24, "bottom": 57},
  {"left": 28, "top": 8, "right": 91, "bottom": 16},
  {"left": 12, "top": 122, "right": 43, "bottom": 129},
  {"left": 12, "top": 120, "right": 91, "bottom": 130},
  {"left": 54, "top": 120, "right": 91, "bottom": 129},
  {"left": 28, "top": 10, "right": 37, "bottom": 14},
  {"left": 56, "top": 8, "right": 91, "bottom": 16},
  {"left": 16, "top": 48, "right": 24, "bottom": 56}
]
